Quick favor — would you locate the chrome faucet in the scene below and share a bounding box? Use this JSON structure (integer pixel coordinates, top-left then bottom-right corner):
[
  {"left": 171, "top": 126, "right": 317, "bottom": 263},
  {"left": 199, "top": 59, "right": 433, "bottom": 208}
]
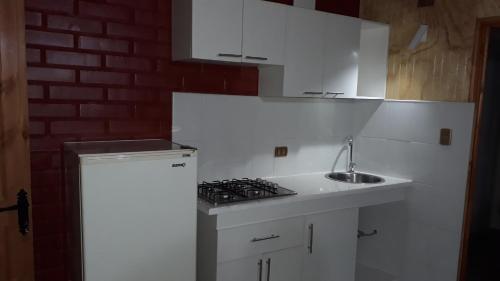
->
[{"left": 346, "top": 136, "right": 356, "bottom": 173}]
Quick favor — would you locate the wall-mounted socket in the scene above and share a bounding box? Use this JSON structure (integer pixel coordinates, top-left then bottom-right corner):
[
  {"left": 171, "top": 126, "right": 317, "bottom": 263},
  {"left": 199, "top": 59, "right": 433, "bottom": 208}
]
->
[
  {"left": 440, "top": 128, "right": 452, "bottom": 145},
  {"left": 274, "top": 146, "right": 288, "bottom": 158}
]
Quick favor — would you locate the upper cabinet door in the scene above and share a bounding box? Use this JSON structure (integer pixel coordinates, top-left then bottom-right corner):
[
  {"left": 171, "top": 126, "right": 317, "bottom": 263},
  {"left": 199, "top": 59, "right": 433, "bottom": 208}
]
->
[
  {"left": 283, "top": 7, "right": 326, "bottom": 97},
  {"left": 242, "top": 0, "right": 287, "bottom": 65},
  {"left": 192, "top": 0, "right": 244, "bottom": 62},
  {"left": 322, "top": 15, "right": 361, "bottom": 99}
]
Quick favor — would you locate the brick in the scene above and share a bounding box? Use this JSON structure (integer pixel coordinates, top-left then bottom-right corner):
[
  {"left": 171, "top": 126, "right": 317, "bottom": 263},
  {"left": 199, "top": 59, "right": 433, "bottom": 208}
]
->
[
  {"left": 157, "top": 29, "right": 170, "bottom": 43},
  {"left": 225, "top": 67, "right": 259, "bottom": 96},
  {"left": 29, "top": 103, "right": 77, "bottom": 117},
  {"left": 30, "top": 121, "right": 46, "bottom": 135},
  {"left": 105, "top": 55, "right": 151, "bottom": 71},
  {"left": 47, "top": 15, "right": 103, "bottom": 34},
  {"left": 46, "top": 50, "right": 101, "bottom": 67},
  {"left": 34, "top": 266, "right": 66, "bottom": 281},
  {"left": 26, "top": 30, "right": 74, "bottom": 48},
  {"left": 28, "top": 67, "right": 75, "bottom": 82},
  {"left": 79, "top": 36, "right": 129, "bottom": 53},
  {"left": 32, "top": 217, "right": 65, "bottom": 237},
  {"left": 30, "top": 136, "right": 76, "bottom": 152},
  {"left": 80, "top": 70, "right": 130, "bottom": 85},
  {"left": 31, "top": 169, "right": 61, "bottom": 189},
  {"left": 80, "top": 104, "right": 131, "bottom": 118},
  {"left": 134, "top": 105, "right": 169, "bottom": 119},
  {"left": 26, "top": 11, "right": 42, "bottom": 26},
  {"left": 107, "top": 22, "right": 156, "bottom": 40},
  {"left": 26, "top": 0, "right": 74, "bottom": 14},
  {"left": 50, "top": 120, "right": 106, "bottom": 134},
  {"left": 107, "top": 0, "right": 156, "bottom": 10},
  {"left": 133, "top": 42, "right": 169, "bottom": 58},
  {"left": 30, "top": 152, "right": 60, "bottom": 171},
  {"left": 109, "top": 120, "right": 160, "bottom": 134},
  {"left": 107, "top": 88, "right": 158, "bottom": 102},
  {"left": 135, "top": 73, "right": 181, "bottom": 89},
  {"left": 79, "top": 1, "right": 130, "bottom": 21},
  {"left": 28, "top": 85, "right": 45, "bottom": 99},
  {"left": 34, "top": 234, "right": 65, "bottom": 251},
  {"left": 50, "top": 86, "right": 103, "bottom": 100},
  {"left": 27, "top": 48, "right": 41, "bottom": 63}
]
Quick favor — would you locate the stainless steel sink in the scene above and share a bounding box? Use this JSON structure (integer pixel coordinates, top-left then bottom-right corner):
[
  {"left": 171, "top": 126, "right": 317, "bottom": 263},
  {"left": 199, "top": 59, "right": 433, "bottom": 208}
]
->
[{"left": 326, "top": 172, "right": 385, "bottom": 184}]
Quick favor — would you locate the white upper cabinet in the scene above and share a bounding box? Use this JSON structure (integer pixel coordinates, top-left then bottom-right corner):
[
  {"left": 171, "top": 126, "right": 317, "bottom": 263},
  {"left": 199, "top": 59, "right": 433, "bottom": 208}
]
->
[
  {"left": 242, "top": 0, "right": 287, "bottom": 65},
  {"left": 282, "top": 7, "right": 326, "bottom": 97},
  {"left": 357, "top": 20, "right": 390, "bottom": 99},
  {"left": 172, "top": 0, "right": 286, "bottom": 65},
  {"left": 322, "top": 15, "right": 361, "bottom": 99}
]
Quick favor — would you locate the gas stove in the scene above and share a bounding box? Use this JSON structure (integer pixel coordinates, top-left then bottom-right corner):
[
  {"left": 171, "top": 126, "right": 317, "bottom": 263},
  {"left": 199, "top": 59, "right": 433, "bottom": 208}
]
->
[{"left": 198, "top": 178, "right": 297, "bottom": 206}]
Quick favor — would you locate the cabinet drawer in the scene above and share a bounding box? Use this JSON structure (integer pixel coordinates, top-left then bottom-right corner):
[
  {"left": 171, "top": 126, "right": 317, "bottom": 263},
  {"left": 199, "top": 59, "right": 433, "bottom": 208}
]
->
[{"left": 217, "top": 217, "right": 304, "bottom": 262}]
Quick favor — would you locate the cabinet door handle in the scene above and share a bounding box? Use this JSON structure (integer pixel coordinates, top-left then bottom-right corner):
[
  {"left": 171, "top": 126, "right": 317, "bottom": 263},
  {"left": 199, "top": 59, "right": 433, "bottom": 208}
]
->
[
  {"left": 251, "top": 234, "right": 280, "bottom": 242},
  {"left": 258, "top": 259, "right": 263, "bottom": 281},
  {"left": 218, "top": 53, "right": 243, "bottom": 58},
  {"left": 303, "top": 91, "right": 323, "bottom": 95},
  {"left": 326, "top": 92, "right": 345, "bottom": 96},
  {"left": 266, "top": 258, "right": 271, "bottom": 281},
  {"left": 245, "top": 56, "right": 268, "bottom": 61},
  {"left": 308, "top": 224, "right": 314, "bottom": 254}
]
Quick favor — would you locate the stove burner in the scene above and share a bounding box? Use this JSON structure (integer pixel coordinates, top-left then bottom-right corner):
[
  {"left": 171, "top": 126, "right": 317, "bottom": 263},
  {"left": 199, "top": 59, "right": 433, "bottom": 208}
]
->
[{"left": 198, "top": 178, "right": 296, "bottom": 206}]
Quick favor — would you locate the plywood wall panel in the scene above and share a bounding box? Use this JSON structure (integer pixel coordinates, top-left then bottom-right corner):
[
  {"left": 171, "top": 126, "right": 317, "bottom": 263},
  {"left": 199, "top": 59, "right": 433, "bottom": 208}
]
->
[{"left": 360, "top": 0, "right": 500, "bottom": 101}]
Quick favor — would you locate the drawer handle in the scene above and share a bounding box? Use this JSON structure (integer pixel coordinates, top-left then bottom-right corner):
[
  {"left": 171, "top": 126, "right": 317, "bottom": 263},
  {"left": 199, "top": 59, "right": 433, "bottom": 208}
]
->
[
  {"left": 308, "top": 224, "right": 314, "bottom": 254},
  {"left": 266, "top": 258, "right": 271, "bottom": 281},
  {"left": 303, "top": 91, "right": 323, "bottom": 95},
  {"left": 245, "top": 56, "right": 268, "bottom": 61},
  {"left": 251, "top": 234, "right": 280, "bottom": 243},
  {"left": 258, "top": 259, "right": 263, "bottom": 281},
  {"left": 325, "top": 92, "right": 345, "bottom": 95},
  {"left": 218, "top": 53, "right": 243, "bottom": 58}
]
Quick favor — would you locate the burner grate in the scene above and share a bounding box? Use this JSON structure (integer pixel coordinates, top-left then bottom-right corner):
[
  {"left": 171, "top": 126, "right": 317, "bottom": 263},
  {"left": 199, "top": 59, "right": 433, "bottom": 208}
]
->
[{"left": 198, "top": 178, "right": 296, "bottom": 206}]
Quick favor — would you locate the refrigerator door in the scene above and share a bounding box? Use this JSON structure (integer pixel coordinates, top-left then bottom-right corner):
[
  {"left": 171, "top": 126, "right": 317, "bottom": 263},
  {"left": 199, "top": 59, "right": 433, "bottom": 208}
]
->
[{"left": 80, "top": 153, "right": 197, "bottom": 281}]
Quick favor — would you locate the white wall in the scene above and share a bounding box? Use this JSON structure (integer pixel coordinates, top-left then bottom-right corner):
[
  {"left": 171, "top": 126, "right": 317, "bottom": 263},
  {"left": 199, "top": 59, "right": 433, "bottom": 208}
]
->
[
  {"left": 172, "top": 93, "right": 475, "bottom": 281},
  {"left": 354, "top": 101, "right": 474, "bottom": 281},
  {"left": 173, "top": 92, "right": 364, "bottom": 181}
]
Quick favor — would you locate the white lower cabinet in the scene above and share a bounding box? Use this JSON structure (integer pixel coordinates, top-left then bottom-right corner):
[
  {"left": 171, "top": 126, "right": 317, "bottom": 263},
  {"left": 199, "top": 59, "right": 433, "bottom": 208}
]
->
[
  {"left": 302, "top": 208, "right": 359, "bottom": 281},
  {"left": 218, "top": 247, "right": 302, "bottom": 281},
  {"left": 197, "top": 208, "right": 359, "bottom": 281}
]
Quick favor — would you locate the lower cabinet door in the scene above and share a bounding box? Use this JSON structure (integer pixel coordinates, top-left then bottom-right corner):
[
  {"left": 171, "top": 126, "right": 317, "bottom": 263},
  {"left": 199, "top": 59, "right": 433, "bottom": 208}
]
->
[
  {"left": 302, "top": 208, "right": 359, "bottom": 281},
  {"left": 218, "top": 255, "right": 262, "bottom": 281},
  {"left": 263, "top": 247, "right": 303, "bottom": 281}
]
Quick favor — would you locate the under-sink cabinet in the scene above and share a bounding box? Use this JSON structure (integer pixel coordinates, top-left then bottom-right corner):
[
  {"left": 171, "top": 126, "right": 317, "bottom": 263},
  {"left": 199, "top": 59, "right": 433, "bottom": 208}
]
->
[
  {"left": 302, "top": 208, "right": 359, "bottom": 281},
  {"left": 197, "top": 208, "right": 359, "bottom": 281}
]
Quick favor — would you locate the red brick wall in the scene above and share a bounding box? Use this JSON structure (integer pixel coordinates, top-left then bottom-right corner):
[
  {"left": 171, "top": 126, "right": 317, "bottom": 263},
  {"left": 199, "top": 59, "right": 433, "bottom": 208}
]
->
[
  {"left": 25, "top": 0, "right": 357, "bottom": 280},
  {"left": 25, "top": 0, "right": 260, "bottom": 280}
]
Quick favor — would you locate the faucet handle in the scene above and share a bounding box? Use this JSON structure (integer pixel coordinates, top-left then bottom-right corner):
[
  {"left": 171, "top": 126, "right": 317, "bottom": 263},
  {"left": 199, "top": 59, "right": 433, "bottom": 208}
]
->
[{"left": 348, "top": 162, "right": 357, "bottom": 173}]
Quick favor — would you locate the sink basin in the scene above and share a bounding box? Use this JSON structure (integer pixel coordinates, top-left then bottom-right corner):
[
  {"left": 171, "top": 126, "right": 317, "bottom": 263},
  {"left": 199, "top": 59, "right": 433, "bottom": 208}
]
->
[{"left": 326, "top": 172, "right": 385, "bottom": 184}]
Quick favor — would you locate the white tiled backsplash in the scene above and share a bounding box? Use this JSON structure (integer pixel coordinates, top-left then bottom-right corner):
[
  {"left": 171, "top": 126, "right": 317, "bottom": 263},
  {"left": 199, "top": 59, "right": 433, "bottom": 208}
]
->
[{"left": 172, "top": 92, "right": 475, "bottom": 281}]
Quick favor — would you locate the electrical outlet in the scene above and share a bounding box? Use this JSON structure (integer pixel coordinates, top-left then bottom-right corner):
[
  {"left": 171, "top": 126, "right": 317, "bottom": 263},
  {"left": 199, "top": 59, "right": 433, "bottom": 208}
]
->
[
  {"left": 274, "top": 146, "right": 288, "bottom": 157},
  {"left": 440, "top": 128, "right": 452, "bottom": 145}
]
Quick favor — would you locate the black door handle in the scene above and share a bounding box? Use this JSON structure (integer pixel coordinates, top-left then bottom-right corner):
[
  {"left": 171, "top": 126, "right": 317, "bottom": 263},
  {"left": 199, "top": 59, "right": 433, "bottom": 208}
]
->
[{"left": 0, "top": 189, "right": 30, "bottom": 235}]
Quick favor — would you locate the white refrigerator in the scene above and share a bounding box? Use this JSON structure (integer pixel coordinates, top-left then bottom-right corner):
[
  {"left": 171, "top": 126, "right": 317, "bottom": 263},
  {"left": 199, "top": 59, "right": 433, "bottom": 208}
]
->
[{"left": 64, "top": 139, "right": 197, "bottom": 281}]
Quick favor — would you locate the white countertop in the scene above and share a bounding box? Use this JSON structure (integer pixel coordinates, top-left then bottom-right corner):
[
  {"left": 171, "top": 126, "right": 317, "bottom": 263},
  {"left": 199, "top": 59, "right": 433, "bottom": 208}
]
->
[{"left": 198, "top": 172, "right": 412, "bottom": 216}]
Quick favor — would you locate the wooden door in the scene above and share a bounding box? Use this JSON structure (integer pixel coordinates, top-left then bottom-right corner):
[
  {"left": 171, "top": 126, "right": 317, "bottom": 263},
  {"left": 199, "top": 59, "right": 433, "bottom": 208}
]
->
[{"left": 0, "top": 0, "right": 34, "bottom": 280}]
